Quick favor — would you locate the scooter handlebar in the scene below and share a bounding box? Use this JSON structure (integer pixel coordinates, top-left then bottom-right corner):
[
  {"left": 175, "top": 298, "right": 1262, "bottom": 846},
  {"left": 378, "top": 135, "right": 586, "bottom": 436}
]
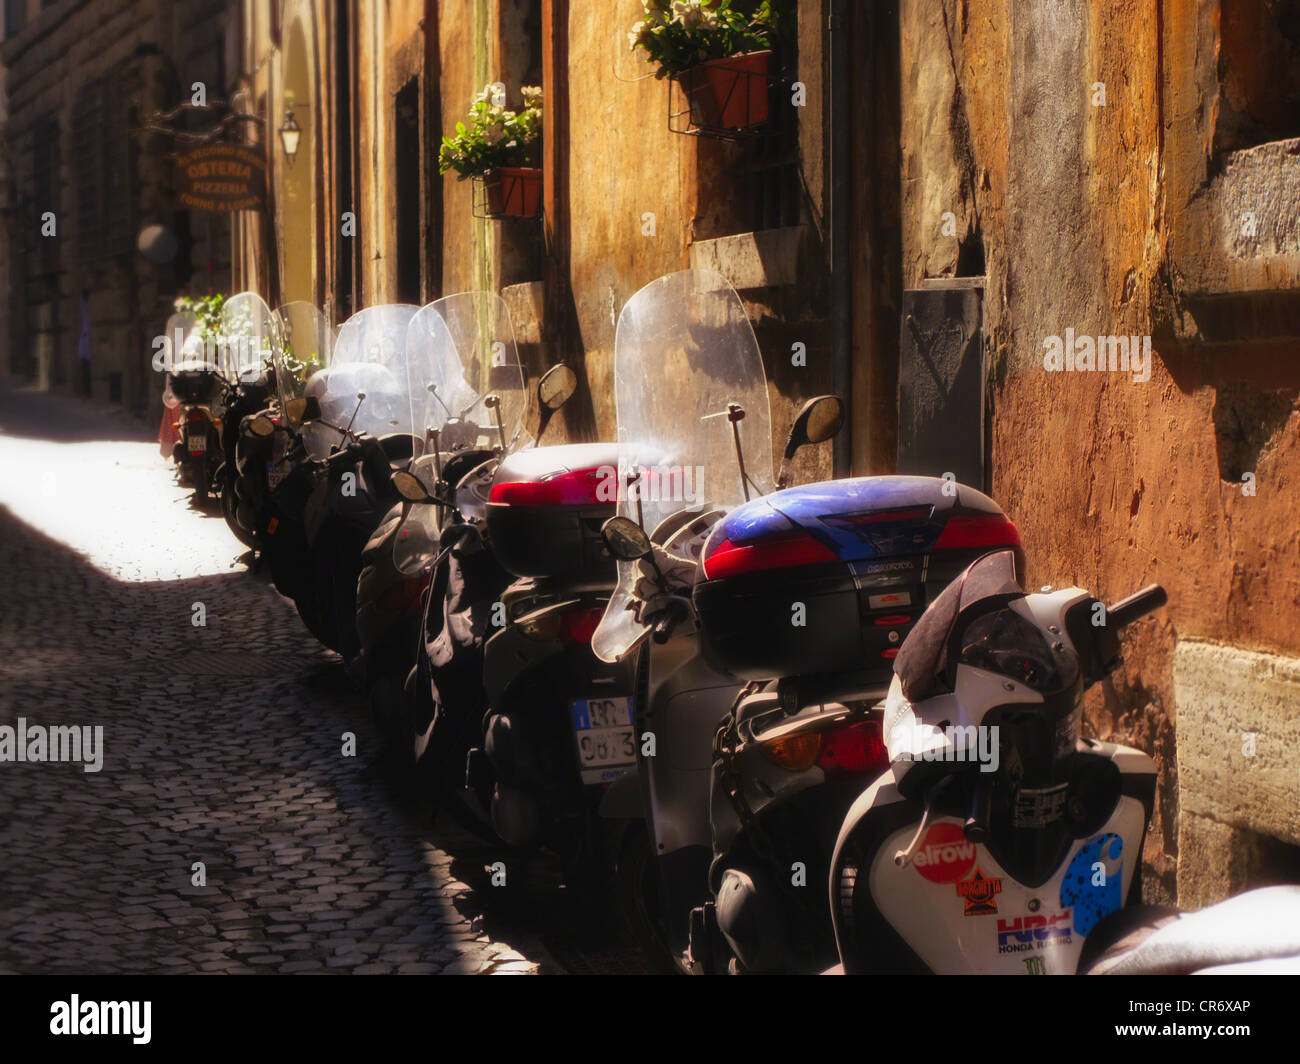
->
[
  {"left": 1106, "top": 584, "right": 1167, "bottom": 629},
  {"left": 649, "top": 598, "right": 691, "bottom": 644}
]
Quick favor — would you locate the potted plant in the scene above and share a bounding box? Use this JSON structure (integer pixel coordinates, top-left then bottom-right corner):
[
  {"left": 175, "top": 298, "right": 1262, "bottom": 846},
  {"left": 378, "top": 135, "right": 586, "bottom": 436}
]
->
[
  {"left": 439, "top": 84, "right": 543, "bottom": 218},
  {"left": 628, "top": 0, "right": 782, "bottom": 130}
]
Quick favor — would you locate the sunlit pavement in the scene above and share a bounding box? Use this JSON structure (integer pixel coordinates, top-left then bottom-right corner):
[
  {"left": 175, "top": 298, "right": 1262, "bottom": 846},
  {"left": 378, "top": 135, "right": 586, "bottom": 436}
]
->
[{"left": 0, "top": 380, "right": 551, "bottom": 974}]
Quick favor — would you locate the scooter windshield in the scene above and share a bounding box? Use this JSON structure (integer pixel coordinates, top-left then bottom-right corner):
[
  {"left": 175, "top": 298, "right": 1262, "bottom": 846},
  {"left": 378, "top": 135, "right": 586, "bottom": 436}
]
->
[
  {"left": 591, "top": 268, "right": 773, "bottom": 663},
  {"left": 218, "top": 292, "right": 277, "bottom": 386},
  {"left": 393, "top": 291, "right": 527, "bottom": 575},
  {"left": 272, "top": 301, "right": 335, "bottom": 408},
  {"left": 322, "top": 304, "right": 420, "bottom": 448},
  {"left": 428, "top": 290, "right": 527, "bottom": 454},
  {"left": 272, "top": 301, "right": 336, "bottom": 460},
  {"left": 160, "top": 311, "right": 197, "bottom": 407}
]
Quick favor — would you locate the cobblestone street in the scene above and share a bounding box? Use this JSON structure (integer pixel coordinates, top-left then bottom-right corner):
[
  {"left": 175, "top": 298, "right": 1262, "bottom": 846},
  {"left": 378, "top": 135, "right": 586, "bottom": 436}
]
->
[{"left": 0, "top": 381, "right": 623, "bottom": 975}]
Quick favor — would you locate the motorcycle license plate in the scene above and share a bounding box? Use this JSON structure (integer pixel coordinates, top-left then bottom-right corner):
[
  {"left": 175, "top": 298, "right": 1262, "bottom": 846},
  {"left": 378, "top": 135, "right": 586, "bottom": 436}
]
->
[
  {"left": 571, "top": 697, "right": 635, "bottom": 785},
  {"left": 188, "top": 432, "right": 207, "bottom": 453},
  {"left": 267, "top": 460, "right": 286, "bottom": 490}
]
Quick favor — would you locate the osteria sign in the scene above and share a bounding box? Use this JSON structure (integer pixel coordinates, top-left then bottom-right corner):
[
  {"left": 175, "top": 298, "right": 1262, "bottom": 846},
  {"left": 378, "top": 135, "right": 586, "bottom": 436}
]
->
[{"left": 175, "top": 144, "right": 266, "bottom": 211}]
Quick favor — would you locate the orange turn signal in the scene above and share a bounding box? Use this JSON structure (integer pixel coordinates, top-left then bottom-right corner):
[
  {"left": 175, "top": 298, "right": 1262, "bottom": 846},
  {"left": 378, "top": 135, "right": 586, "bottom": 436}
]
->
[{"left": 759, "top": 730, "right": 824, "bottom": 772}]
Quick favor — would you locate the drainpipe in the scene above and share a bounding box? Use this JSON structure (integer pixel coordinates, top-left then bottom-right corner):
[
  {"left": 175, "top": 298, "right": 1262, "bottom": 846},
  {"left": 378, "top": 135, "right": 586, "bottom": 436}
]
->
[{"left": 828, "top": 0, "right": 851, "bottom": 477}]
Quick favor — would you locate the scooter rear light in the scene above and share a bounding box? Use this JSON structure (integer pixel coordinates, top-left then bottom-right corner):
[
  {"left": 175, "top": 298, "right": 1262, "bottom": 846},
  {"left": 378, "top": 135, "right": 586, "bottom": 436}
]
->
[
  {"left": 702, "top": 531, "right": 838, "bottom": 580},
  {"left": 517, "top": 602, "right": 606, "bottom": 643},
  {"left": 186, "top": 409, "right": 207, "bottom": 423},
  {"left": 816, "top": 718, "right": 887, "bottom": 777},
  {"left": 933, "top": 513, "right": 1021, "bottom": 551},
  {"left": 559, "top": 604, "right": 605, "bottom": 645},
  {"left": 489, "top": 466, "right": 610, "bottom": 506}
]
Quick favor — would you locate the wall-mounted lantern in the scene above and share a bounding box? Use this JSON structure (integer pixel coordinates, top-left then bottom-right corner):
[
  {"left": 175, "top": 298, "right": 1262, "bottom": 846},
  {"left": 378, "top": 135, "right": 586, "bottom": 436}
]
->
[{"left": 278, "top": 105, "right": 301, "bottom": 165}]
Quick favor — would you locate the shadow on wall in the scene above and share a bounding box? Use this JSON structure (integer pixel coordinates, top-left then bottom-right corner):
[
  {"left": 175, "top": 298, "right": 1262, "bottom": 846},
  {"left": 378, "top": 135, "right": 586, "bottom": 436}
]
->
[{"left": 1157, "top": 342, "right": 1300, "bottom": 485}]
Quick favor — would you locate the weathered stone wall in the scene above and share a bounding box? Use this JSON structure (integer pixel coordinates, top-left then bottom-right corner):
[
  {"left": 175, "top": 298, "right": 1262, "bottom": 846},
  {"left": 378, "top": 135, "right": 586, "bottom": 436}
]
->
[
  {"left": 898, "top": 0, "right": 1300, "bottom": 903},
  {"left": 3, "top": 0, "right": 236, "bottom": 418}
]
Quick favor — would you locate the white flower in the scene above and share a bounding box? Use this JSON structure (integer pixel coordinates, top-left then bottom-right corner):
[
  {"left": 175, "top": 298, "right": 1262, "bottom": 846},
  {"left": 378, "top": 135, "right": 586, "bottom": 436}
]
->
[{"left": 672, "top": 1, "right": 706, "bottom": 31}]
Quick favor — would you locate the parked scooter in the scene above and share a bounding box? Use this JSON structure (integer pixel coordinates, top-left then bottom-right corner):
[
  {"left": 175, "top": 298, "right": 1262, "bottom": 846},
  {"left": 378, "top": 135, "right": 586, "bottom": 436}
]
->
[
  {"left": 165, "top": 320, "right": 226, "bottom": 503},
  {"left": 387, "top": 292, "right": 530, "bottom": 828},
  {"left": 356, "top": 294, "right": 496, "bottom": 760},
  {"left": 593, "top": 269, "right": 1026, "bottom": 973},
  {"left": 589, "top": 269, "right": 866, "bottom": 973},
  {"left": 212, "top": 293, "right": 279, "bottom": 545},
  {"left": 258, "top": 304, "right": 420, "bottom": 658},
  {"left": 238, "top": 302, "right": 336, "bottom": 562},
  {"left": 828, "top": 549, "right": 1165, "bottom": 974},
  {"left": 473, "top": 368, "right": 630, "bottom": 876}
]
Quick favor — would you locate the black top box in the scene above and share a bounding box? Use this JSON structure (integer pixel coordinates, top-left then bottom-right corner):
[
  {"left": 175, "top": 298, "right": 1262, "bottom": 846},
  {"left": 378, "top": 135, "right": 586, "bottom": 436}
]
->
[
  {"left": 693, "top": 476, "right": 1026, "bottom": 689},
  {"left": 486, "top": 442, "right": 621, "bottom": 581}
]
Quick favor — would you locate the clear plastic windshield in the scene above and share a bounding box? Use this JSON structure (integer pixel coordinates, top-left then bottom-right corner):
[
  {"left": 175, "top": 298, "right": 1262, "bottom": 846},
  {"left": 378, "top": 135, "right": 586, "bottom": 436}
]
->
[
  {"left": 271, "top": 301, "right": 334, "bottom": 407},
  {"left": 591, "top": 269, "right": 773, "bottom": 663},
  {"left": 320, "top": 305, "right": 420, "bottom": 449},
  {"left": 272, "top": 301, "right": 336, "bottom": 459},
  {"left": 428, "top": 291, "right": 527, "bottom": 454},
  {"left": 160, "top": 312, "right": 197, "bottom": 406},
  {"left": 218, "top": 292, "right": 277, "bottom": 385},
  {"left": 393, "top": 291, "right": 527, "bottom": 575}
]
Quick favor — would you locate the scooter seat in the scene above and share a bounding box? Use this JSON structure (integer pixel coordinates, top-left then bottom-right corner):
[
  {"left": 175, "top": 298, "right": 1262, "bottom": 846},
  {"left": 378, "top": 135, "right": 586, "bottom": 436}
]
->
[
  {"left": 377, "top": 432, "right": 416, "bottom": 460},
  {"left": 1079, "top": 886, "right": 1300, "bottom": 974}
]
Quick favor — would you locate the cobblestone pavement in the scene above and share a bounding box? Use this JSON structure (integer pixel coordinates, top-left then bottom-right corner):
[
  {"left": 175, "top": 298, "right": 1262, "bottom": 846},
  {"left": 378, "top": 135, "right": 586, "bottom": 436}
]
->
[{"left": 0, "top": 381, "right": 564, "bottom": 975}]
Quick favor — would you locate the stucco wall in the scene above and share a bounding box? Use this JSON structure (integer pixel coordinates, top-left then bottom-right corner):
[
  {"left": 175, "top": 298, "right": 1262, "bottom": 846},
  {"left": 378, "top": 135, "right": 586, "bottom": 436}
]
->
[{"left": 900, "top": 0, "right": 1300, "bottom": 902}]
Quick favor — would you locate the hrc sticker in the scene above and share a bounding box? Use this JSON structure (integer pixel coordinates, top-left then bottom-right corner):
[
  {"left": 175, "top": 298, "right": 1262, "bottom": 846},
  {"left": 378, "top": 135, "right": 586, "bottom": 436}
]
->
[
  {"left": 996, "top": 909, "right": 1073, "bottom": 954},
  {"left": 956, "top": 867, "right": 1003, "bottom": 915},
  {"left": 913, "top": 822, "right": 977, "bottom": 884},
  {"left": 1059, "top": 833, "right": 1124, "bottom": 937}
]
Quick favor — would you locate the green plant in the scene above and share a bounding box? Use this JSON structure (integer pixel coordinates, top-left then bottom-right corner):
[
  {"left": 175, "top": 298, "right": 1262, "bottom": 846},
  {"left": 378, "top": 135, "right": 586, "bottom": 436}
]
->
[
  {"left": 438, "top": 84, "right": 542, "bottom": 180},
  {"left": 628, "top": 0, "right": 782, "bottom": 79},
  {"left": 175, "top": 292, "right": 225, "bottom": 339},
  {"left": 279, "top": 343, "right": 324, "bottom": 384}
]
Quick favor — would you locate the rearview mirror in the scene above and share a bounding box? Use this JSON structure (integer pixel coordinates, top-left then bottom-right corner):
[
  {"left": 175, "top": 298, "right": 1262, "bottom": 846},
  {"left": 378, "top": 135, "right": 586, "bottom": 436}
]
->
[
  {"left": 538, "top": 363, "right": 578, "bottom": 411},
  {"left": 788, "top": 395, "right": 844, "bottom": 451},
  {"left": 536, "top": 363, "right": 579, "bottom": 444},
  {"left": 392, "top": 469, "right": 434, "bottom": 503},
  {"left": 777, "top": 395, "right": 845, "bottom": 488},
  {"left": 601, "top": 516, "right": 652, "bottom": 562},
  {"left": 284, "top": 395, "right": 322, "bottom": 428},
  {"left": 247, "top": 415, "right": 276, "bottom": 438}
]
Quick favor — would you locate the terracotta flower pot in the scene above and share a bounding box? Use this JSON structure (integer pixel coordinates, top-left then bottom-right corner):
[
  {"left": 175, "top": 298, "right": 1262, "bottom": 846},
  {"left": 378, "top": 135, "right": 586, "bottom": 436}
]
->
[
  {"left": 678, "top": 50, "right": 771, "bottom": 130},
  {"left": 485, "top": 166, "right": 543, "bottom": 218}
]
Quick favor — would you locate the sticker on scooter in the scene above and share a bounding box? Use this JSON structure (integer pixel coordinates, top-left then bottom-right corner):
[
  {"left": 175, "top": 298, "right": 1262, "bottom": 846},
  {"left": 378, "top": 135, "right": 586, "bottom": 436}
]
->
[
  {"left": 996, "top": 908, "right": 1073, "bottom": 954},
  {"left": 1013, "top": 782, "right": 1069, "bottom": 828},
  {"left": 955, "top": 867, "right": 1003, "bottom": 915},
  {"left": 912, "top": 822, "right": 976, "bottom": 884},
  {"left": 1059, "top": 833, "right": 1124, "bottom": 937}
]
